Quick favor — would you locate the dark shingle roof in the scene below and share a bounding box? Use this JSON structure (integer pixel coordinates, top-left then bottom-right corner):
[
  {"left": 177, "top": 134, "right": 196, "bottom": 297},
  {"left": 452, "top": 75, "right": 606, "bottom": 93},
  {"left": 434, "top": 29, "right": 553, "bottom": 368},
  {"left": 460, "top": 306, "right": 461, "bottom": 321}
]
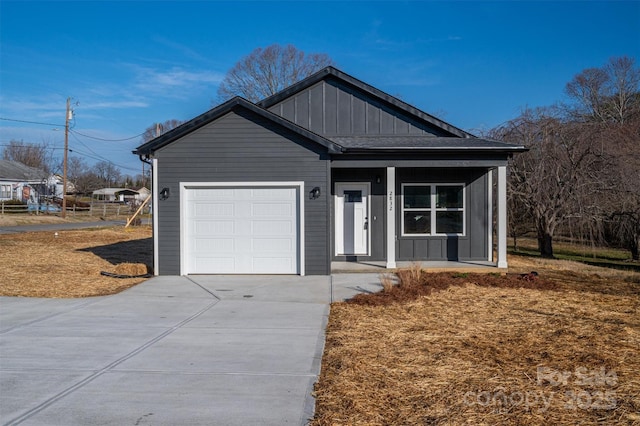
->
[
  {"left": 0, "top": 160, "right": 47, "bottom": 181},
  {"left": 328, "top": 136, "right": 526, "bottom": 152}
]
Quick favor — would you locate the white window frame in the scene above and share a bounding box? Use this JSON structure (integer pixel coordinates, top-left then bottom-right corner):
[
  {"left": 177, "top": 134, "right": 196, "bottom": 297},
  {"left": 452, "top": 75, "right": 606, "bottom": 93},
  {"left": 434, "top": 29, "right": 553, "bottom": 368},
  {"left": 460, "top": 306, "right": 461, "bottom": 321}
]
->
[
  {"left": 401, "top": 183, "right": 466, "bottom": 236},
  {"left": 0, "top": 184, "right": 13, "bottom": 199}
]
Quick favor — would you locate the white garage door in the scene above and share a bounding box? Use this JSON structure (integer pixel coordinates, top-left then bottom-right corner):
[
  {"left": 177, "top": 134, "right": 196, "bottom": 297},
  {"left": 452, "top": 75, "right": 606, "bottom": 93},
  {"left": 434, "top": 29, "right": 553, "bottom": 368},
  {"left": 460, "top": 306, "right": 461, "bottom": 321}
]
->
[{"left": 184, "top": 186, "right": 300, "bottom": 274}]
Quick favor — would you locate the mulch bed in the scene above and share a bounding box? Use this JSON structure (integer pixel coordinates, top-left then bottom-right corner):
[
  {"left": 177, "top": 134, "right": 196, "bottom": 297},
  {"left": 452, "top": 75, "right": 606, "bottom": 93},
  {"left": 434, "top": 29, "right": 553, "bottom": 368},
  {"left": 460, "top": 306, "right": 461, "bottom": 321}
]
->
[
  {"left": 312, "top": 268, "right": 640, "bottom": 425},
  {"left": 349, "top": 269, "right": 559, "bottom": 306}
]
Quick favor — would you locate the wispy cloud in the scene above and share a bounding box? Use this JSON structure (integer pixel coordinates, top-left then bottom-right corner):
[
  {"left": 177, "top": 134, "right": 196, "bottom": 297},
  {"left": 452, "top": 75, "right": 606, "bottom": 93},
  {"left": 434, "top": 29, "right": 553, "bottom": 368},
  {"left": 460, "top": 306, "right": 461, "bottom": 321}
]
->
[
  {"left": 87, "top": 100, "right": 149, "bottom": 109},
  {"left": 0, "top": 95, "right": 69, "bottom": 123},
  {"left": 153, "top": 36, "right": 210, "bottom": 62},
  {"left": 131, "top": 65, "right": 224, "bottom": 97}
]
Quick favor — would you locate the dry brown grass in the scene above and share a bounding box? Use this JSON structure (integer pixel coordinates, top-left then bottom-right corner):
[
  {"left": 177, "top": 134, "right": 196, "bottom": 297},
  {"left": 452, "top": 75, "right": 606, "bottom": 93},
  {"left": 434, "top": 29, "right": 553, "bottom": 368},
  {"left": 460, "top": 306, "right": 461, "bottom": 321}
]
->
[
  {"left": 313, "top": 257, "right": 640, "bottom": 425},
  {"left": 0, "top": 226, "right": 152, "bottom": 298}
]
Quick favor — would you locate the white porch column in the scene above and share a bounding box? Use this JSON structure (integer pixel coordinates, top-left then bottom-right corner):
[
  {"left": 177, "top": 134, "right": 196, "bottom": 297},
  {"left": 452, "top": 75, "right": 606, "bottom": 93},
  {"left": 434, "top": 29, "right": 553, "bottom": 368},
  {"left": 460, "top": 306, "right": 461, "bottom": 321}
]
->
[
  {"left": 497, "top": 165, "right": 508, "bottom": 268},
  {"left": 386, "top": 166, "right": 397, "bottom": 269},
  {"left": 487, "top": 169, "right": 493, "bottom": 262},
  {"left": 152, "top": 158, "right": 159, "bottom": 276}
]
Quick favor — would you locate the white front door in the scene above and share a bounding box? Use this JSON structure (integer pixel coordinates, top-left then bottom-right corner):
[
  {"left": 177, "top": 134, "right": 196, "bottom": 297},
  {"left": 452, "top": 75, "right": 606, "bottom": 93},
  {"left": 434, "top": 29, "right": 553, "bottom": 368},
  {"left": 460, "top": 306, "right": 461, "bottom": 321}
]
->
[{"left": 335, "top": 183, "right": 369, "bottom": 256}]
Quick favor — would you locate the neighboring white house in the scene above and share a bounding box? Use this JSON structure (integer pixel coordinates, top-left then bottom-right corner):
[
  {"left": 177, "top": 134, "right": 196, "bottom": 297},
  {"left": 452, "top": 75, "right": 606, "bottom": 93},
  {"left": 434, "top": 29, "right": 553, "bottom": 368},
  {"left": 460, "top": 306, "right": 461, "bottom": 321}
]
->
[
  {"left": 92, "top": 187, "right": 146, "bottom": 203},
  {"left": 46, "top": 174, "right": 76, "bottom": 198},
  {"left": 134, "top": 187, "right": 151, "bottom": 202},
  {"left": 0, "top": 160, "right": 49, "bottom": 203}
]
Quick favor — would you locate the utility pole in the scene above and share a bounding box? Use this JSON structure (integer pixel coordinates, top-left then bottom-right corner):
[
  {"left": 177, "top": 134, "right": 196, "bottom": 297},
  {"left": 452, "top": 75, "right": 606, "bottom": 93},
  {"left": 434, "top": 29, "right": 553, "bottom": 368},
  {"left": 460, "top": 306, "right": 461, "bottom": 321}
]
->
[{"left": 62, "top": 97, "right": 70, "bottom": 218}]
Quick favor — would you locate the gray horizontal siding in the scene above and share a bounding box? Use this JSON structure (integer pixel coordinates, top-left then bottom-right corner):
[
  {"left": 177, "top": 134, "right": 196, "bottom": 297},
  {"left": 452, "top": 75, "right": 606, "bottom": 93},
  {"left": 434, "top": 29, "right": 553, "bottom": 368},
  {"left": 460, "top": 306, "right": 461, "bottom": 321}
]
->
[
  {"left": 269, "top": 79, "right": 451, "bottom": 137},
  {"left": 155, "top": 110, "right": 329, "bottom": 275}
]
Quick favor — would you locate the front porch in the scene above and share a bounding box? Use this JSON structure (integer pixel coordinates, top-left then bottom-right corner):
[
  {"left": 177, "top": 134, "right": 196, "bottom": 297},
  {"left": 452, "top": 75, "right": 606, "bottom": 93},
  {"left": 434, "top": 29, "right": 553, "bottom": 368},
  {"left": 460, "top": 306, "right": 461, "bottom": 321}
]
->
[{"left": 331, "top": 164, "right": 509, "bottom": 271}]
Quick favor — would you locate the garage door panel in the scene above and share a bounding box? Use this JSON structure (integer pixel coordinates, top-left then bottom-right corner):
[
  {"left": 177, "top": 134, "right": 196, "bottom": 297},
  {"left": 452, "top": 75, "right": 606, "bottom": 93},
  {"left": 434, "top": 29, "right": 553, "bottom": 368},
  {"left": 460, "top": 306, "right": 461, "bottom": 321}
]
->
[
  {"left": 253, "top": 257, "right": 293, "bottom": 273},
  {"left": 194, "top": 238, "right": 234, "bottom": 252},
  {"left": 251, "top": 202, "right": 293, "bottom": 216},
  {"left": 194, "top": 202, "right": 234, "bottom": 217},
  {"left": 185, "top": 186, "right": 299, "bottom": 274},
  {"left": 252, "top": 238, "right": 292, "bottom": 251},
  {"left": 194, "top": 220, "right": 234, "bottom": 235},
  {"left": 194, "top": 257, "right": 235, "bottom": 272},
  {"left": 251, "top": 220, "right": 294, "bottom": 236}
]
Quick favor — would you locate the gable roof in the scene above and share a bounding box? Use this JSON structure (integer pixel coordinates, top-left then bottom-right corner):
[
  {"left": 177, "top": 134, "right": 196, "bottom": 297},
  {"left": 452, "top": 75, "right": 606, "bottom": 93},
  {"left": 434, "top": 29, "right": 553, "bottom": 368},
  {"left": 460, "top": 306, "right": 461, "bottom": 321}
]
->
[
  {"left": 134, "top": 97, "right": 343, "bottom": 156},
  {"left": 257, "top": 66, "right": 473, "bottom": 139},
  {"left": 0, "top": 160, "right": 47, "bottom": 181},
  {"left": 135, "top": 67, "right": 526, "bottom": 157}
]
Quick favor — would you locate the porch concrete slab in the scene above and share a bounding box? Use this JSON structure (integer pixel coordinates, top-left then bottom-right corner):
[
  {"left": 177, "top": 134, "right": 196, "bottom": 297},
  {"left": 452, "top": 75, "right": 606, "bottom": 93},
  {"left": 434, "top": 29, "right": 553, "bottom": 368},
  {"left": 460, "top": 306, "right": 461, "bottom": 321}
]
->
[{"left": 332, "top": 260, "right": 500, "bottom": 273}]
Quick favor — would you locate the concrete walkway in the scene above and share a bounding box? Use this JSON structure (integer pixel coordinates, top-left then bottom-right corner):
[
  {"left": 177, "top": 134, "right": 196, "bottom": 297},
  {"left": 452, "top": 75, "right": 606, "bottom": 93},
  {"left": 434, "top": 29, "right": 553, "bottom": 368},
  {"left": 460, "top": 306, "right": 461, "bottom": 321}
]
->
[{"left": 0, "top": 274, "right": 383, "bottom": 426}]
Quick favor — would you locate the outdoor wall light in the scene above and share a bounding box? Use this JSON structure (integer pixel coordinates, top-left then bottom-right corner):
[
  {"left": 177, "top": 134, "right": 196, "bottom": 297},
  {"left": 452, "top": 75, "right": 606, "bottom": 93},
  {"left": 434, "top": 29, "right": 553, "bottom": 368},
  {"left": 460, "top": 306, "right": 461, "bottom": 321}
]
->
[
  {"left": 309, "top": 187, "right": 321, "bottom": 200},
  {"left": 375, "top": 175, "right": 381, "bottom": 184},
  {"left": 159, "top": 187, "right": 170, "bottom": 200}
]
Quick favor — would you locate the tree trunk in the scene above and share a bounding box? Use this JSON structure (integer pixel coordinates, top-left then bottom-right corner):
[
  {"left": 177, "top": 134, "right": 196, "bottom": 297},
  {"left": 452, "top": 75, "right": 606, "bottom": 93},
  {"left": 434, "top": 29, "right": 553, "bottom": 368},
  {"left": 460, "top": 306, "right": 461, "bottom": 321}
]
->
[
  {"left": 630, "top": 235, "right": 639, "bottom": 261},
  {"left": 537, "top": 231, "right": 555, "bottom": 258}
]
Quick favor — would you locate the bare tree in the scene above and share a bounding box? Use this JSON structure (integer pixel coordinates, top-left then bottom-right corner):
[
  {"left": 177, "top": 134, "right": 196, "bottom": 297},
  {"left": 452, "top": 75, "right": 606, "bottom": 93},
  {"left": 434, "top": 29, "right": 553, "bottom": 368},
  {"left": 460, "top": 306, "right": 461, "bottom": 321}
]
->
[
  {"left": 94, "top": 161, "right": 121, "bottom": 188},
  {"left": 493, "top": 57, "right": 639, "bottom": 260},
  {"left": 566, "top": 56, "right": 640, "bottom": 124},
  {"left": 2, "top": 140, "right": 56, "bottom": 174},
  {"left": 217, "top": 44, "right": 334, "bottom": 103},
  {"left": 493, "top": 108, "right": 604, "bottom": 257},
  {"left": 141, "top": 119, "right": 184, "bottom": 143},
  {"left": 565, "top": 56, "right": 640, "bottom": 259},
  {"left": 603, "top": 119, "right": 640, "bottom": 260},
  {"left": 67, "top": 156, "right": 101, "bottom": 195}
]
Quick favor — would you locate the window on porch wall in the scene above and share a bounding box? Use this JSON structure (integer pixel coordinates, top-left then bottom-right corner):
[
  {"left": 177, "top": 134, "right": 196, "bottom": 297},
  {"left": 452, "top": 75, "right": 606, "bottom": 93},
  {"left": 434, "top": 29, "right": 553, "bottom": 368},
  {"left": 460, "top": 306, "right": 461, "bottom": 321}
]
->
[{"left": 402, "top": 184, "right": 465, "bottom": 236}]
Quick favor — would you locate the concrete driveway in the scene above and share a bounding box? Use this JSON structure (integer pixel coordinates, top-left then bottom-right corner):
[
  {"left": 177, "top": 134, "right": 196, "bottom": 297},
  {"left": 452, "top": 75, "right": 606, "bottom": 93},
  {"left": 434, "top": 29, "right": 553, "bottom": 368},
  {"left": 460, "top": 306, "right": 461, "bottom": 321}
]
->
[{"left": 0, "top": 274, "right": 383, "bottom": 426}]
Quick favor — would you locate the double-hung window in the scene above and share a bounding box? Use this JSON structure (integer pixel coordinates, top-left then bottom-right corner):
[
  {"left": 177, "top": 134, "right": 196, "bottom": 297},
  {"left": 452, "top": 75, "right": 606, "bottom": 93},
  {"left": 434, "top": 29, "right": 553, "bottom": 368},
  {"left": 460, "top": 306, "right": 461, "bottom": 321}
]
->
[
  {"left": 402, "top": 184, "right": 465, "bottom": 236},
  {"left": 0, "top": 185, "right": 12, "bottom": 199}
]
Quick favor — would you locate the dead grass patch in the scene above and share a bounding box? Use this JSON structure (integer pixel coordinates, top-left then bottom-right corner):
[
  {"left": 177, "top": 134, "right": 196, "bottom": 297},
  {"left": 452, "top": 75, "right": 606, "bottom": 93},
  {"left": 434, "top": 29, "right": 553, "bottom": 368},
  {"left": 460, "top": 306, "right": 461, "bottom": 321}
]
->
[
  {"left": 313, "top": 260, "right": 640, "bottom": 425},
  {"left": 0, "top": 226, "right": 152, "bottom": 298}
]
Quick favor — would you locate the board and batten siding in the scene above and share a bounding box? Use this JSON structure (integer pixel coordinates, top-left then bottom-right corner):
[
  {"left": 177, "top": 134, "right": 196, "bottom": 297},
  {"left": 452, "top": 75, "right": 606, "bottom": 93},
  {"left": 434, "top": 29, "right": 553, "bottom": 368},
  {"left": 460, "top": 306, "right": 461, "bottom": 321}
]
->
[
  {"left": 268, "top": 78, "right": 453, "bottom": 137},
  {"left": 154, "top": 109, "right": 330, "bottom": 275},
  {"left": 396, "top": 168, "right": 489, "bottom": 262}
]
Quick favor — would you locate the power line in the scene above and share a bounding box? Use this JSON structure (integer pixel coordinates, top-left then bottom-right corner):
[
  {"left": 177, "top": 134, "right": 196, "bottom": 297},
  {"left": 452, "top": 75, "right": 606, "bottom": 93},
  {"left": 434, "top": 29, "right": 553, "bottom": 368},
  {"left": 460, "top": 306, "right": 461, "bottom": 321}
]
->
[
  {"left": 0, "top": 117, "right": 64, "bottom": 127},
  {"left": 1, "top": 117, "right": 145, "bottom": 142},
  {"left": 70, "top": 129, "right": 145, "bottom": 142},
  {"left": 69, "top": 133, "right": 141, "bottom": 173},
  {"left": 0, "top": 143, "right": 64, "bottom": 150}
]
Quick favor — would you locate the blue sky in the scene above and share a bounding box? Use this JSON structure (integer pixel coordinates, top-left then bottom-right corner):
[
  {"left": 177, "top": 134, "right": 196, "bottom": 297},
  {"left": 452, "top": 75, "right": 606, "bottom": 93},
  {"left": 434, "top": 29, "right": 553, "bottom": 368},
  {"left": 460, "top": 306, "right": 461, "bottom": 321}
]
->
[{"left": 1, "top": 1, "right": 638, "bottom": 175}]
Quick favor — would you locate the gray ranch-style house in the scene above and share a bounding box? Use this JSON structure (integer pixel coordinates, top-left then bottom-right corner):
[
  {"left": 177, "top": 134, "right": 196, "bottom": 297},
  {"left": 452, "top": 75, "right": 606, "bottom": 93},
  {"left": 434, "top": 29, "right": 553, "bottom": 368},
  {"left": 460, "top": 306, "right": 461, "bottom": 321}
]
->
[{"left": 134, "top": 67, "right": 525, "bottom": 276}]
